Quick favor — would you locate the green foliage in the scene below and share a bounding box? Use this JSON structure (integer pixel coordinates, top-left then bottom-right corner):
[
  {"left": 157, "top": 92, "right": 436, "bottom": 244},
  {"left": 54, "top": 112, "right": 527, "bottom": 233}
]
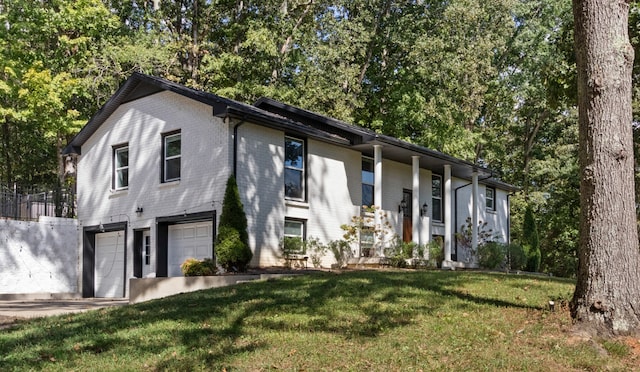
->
[
  {"left": 525, "top": 245, "right": 542, "bottom": 273},
  {"left": 522, "top": 205, "right": 541, "bottom": 272},
  {"left": 180, "top": 258, "right": 217, "bottom": 276},
  {"left": 328, "top": 240, "right": 353, "bottom": 268},
  {"left": 428, "top": 239, "right": 444, "bottom": 267},
  {"left": 216, "top": 226, "right": 252, "bottom": 272},
  {"left": 305, "top": 237, "right": 328, "bottom": 268},
  {"left": 216, "top": 176, "right": 251, "bottom": 271},
  {"left": 477, "top": 241, "right": 507, "bottom": 270},
  {"left": 0, "top": 0, "right": 599, "bottom": 281},
  {"left": 340, "top": 206, "right": 396, "bottom": 256},
  {"left": 506, "top": 243, "right": 527, "bottom": 271},
  {"left": 456, "top": 217, "right": 497, "bottom": 260},
  {"left": 278, "top": 236, "right": 306, "bottom": 268}
]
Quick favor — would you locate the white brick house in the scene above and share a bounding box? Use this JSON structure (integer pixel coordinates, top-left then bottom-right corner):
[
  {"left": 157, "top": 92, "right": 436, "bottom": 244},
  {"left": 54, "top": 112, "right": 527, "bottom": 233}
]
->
[{"left": 64, "top": 73, "right": 516, "bottom": 298}]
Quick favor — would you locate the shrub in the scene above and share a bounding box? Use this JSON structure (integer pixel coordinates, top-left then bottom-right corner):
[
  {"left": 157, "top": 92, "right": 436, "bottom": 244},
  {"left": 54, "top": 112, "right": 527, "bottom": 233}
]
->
[
  {"left": 522, "top": 205, "right": 541, "bottom": 272},
  {"left": 306, "top": 237, "right": 327, "bottom": 268},
  {"left": 181, "top": 258, "right": 216, "bottom": 276},
  {"left": 328, "top": 240, "right": 353, "bottom": 268},
  {"left": 506, "top": 243, "right": 527, "bottom": 270},
  {"left": 477, "top": 241, "right": 506, "bottom": 270},
  {"left": 280, "top": 236, "right": 304, "bottom": 257},
  {"left": 383, "top": 237, "right": 418, "bottom": 268},
  {"left": 216, "top": 226, "right": 252, "bottom": 272},
  {"left": 525, "top": 244, "right": 541, "bottom": 272},
  {"left": 427, "top": 239, "right": 444, "bottom": 267},
  {"left": 216, "top": 176, "right": 252, "bottom": 271}
]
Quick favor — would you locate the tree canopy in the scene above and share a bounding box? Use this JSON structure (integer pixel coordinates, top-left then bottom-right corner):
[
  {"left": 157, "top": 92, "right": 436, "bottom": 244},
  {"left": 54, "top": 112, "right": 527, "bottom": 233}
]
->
[{"left": 2, "top": 0, "right": 640, "bottom": 279}]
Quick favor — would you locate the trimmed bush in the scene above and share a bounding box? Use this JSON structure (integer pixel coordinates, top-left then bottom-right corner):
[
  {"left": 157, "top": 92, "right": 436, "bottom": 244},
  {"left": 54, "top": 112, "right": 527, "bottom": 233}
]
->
[
  {"left": 477, "top": 241, "right": 506, "bottom": 270},
  {"left": 216, "top": 176, "right": 252, "bottom": 272},
  {"left": 181, "top": 258, "right": 216, "bottom": 276},
  {"left": 525, "top": 245, "right": 541, "bottom": 272},
  {"left": 216, "top": 226, "right": 252, "bottom": 272},
  {"left": 428, "top": 239, "right": 444, "bottom": 267},
  {"left": 506, "top": 243, "right": 527, "bottom": 270}
]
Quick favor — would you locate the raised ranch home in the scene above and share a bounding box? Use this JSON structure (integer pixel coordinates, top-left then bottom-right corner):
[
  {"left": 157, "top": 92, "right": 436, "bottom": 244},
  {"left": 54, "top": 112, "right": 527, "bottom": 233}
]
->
[{"left": 64, "top": 73, "right": 516, "bottom": 298}]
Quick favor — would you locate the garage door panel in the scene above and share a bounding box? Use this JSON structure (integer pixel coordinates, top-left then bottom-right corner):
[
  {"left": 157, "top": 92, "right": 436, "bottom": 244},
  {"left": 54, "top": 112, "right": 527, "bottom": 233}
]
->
[
  {"left": 95, "top": 231, "right": 125, "bottom": 298},
  {"left": 168, "top": 222, "right": 213, "bottom": 277}
]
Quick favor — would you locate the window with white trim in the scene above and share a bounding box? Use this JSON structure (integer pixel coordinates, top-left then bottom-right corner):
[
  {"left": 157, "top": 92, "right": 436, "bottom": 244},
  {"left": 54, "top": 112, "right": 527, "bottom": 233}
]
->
[
  {"left": 113, "top": 145, "right": 129, "bottom": 190},
  {"left": 432, "top": 174, "right": 442, "bottom": 221},
  {"left": 362, "top": 157, "right": 374, "bottom": 207},
  {"left": 486, "top": 186, "right": 496, "bottom": 211},
  {"left": 284, "top": 136, "right": 304, "bottom": 199},
  {"left": 144, "top": 235, "right": 151, "bottom": 265},
  {"left": 284, "top": 219, "right": 305, "bottom": 254},
  {"left": 162, "top": 132, "right": 181, "bottom": 182}
]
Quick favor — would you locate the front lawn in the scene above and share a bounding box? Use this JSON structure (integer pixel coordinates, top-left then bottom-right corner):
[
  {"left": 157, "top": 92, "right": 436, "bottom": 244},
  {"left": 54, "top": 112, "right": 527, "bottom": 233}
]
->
[{"left": 1, "top": 270, "right": 638, "bottom": 371}]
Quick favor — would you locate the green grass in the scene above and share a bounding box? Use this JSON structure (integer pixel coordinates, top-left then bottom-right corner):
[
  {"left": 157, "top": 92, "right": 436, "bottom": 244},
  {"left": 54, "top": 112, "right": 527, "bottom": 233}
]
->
[{"left": 1, "top": 270, "right": 638, "bottom": 371}]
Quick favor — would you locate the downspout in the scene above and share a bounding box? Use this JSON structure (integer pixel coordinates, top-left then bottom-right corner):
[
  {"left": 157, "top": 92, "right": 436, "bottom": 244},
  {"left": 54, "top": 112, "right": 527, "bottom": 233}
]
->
[
  {"left": 232, "top": 117, "right": 247, "bottom": 178},
  {"left": 507, "top": 192, "right": 516, "bottom": 245}
]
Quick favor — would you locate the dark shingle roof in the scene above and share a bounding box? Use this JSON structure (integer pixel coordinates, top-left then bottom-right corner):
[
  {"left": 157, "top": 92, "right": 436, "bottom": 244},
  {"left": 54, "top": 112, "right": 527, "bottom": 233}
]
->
[{"left": 64, "top": 73, "right": 516, "bottom": 191}]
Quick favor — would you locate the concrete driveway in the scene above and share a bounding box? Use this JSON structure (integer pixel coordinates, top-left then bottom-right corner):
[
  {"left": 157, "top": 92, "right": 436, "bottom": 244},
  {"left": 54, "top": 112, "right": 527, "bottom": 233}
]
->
[{"left": 0, "top": 298, "right": 128, "bottom": 321}]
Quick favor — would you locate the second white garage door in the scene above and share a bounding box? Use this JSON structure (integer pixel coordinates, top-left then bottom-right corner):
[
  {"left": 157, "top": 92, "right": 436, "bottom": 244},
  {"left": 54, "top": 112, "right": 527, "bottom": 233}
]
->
[{"left": 168, "top": 222, "right": 214, "bottom": 277}]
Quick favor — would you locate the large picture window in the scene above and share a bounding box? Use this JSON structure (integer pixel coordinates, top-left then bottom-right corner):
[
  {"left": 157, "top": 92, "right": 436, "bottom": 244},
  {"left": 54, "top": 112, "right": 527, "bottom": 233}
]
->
[
  {"left": 362, "top": 157, "right": 374, "bottom": 207},
  {"left": 432, "top": 174, "right": 442, "bottom": 222},
  {"left": 284, "top": 136, "right": 305, "bottom": 199},
  {"left": 113, "top": 145, "right": 129, "bottom": 190},
  {"left": 162, "top": 132, "right": 181, "bottom": 182}
]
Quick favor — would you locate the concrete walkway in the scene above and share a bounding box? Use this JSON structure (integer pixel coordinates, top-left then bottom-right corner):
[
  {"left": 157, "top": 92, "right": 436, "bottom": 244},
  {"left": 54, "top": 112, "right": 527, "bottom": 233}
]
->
[{"left": 0, "top": 298, "right": 129, "bottom": 319}]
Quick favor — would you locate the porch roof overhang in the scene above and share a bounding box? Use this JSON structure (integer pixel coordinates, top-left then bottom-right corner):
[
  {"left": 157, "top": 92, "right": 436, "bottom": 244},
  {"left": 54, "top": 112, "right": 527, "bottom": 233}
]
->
[{"left": 255, "top": 98, "right": 518, "bottom": 192}]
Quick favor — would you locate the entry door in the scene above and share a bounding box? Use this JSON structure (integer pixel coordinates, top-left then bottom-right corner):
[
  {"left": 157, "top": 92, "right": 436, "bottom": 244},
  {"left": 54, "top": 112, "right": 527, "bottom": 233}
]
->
[
  {"left": 142, "top": 231, "right": 152, "bottom": 277},
  {"left": 402, "top": 189, "right": 412, "bottom": 243}
]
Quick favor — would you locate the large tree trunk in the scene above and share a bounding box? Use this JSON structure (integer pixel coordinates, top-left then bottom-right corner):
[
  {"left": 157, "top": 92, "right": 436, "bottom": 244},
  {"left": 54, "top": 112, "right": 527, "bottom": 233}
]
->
[{"left": 571, "top": 0, "right": 640, "bottom": 336}]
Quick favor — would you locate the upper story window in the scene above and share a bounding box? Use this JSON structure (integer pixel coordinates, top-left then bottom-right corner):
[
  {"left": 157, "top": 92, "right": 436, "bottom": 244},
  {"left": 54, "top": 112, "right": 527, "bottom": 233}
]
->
[
  {"left": 486, "top": 186, "right": 496, "bottom": 211},
  {"left": 362, "top": 157, "right": 374, "bottom": 207},
  {"left": 113, "top": 145, "right": 129, "bottom": 190},
  {"left": 284, "top": 136, "right": 304, "bottom": 200},
  {"left": 162, "top": 131, "right": 181, "bottom": 182},
  {"left": 432, "top": 174, "right": 442, "bottom": 222}
]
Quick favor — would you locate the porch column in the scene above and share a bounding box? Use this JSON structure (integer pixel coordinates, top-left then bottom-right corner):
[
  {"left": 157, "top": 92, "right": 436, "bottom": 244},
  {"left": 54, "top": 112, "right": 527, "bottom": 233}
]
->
[
  {"left": 412, "top": 156, "right": 420, "bottom": 247},
  {"left": 443, "top": 164, "right": 452, "bottom": 265},
  {"left": 472, "top": 171, "right": 479, "bottom": 256},
  {"left": 374, "top": 145, "right": 383, "bottom": 255}
]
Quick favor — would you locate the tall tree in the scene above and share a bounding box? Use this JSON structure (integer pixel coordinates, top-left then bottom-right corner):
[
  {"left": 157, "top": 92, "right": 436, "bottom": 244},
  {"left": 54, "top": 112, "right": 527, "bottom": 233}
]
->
[{"left": 571, "top": 0, "right": 640, "bottom": 336}]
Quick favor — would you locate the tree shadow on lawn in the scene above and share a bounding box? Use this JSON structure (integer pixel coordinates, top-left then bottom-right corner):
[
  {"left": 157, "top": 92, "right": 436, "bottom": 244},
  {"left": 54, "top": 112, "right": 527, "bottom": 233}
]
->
[{"left": 0, "top": 270, "right": 565, "bottom": 369}]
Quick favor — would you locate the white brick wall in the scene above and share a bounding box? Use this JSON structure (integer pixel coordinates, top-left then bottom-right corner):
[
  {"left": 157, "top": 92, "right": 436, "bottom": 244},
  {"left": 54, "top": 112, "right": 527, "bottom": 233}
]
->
[
  {"left": 0, "top": 217, "right": 79, "bottom": 295},
  {"left": 77, "top": 91, "right": 231, "bottom": 280},
  {"left": 77, "top": 89, "right": 511, "bottom": 272}
]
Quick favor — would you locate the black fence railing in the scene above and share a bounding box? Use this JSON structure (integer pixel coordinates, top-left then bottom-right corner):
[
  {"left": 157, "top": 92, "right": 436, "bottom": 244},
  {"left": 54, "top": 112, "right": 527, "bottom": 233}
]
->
[{"left": 0, "top": 184, "right": 76, "bottom": 221}]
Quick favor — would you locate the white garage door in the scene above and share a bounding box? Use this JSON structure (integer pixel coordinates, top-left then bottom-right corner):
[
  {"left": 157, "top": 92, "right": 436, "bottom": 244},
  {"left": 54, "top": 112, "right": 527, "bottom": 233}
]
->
[
  {"left": 95, "top": 231, "right": 125, "bottom": 298},
  {"left": 168, "top": 222, "right": 213, "bottom": 277}
]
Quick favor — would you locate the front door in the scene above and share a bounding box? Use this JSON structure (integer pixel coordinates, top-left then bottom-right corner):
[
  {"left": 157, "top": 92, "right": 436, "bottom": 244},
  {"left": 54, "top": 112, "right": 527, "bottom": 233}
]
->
[{"left": 402, "top": 189, "right": 412, "bottom": 243}]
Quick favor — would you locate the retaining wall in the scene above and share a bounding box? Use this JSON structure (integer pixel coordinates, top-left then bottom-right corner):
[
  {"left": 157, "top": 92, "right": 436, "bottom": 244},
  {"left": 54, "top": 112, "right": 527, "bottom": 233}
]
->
[{"left": 0, "top": 217, "right": 79, "bottom": 298}]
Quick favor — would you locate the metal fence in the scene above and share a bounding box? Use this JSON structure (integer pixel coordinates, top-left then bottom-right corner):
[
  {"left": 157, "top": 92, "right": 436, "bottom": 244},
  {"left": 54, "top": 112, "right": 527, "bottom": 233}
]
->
[{"left": 0, "top": 184, "right": 76, "bottom": 221}]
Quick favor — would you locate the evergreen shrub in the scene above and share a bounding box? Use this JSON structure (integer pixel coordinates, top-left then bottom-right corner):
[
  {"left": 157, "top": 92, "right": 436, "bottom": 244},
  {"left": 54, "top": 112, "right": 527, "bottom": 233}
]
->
[
  {"left": 215, "top": 176, "right": 252, "bottom": 272},
  {"left": 477, "top": 241, "right": 506, "bottom": 270}
]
